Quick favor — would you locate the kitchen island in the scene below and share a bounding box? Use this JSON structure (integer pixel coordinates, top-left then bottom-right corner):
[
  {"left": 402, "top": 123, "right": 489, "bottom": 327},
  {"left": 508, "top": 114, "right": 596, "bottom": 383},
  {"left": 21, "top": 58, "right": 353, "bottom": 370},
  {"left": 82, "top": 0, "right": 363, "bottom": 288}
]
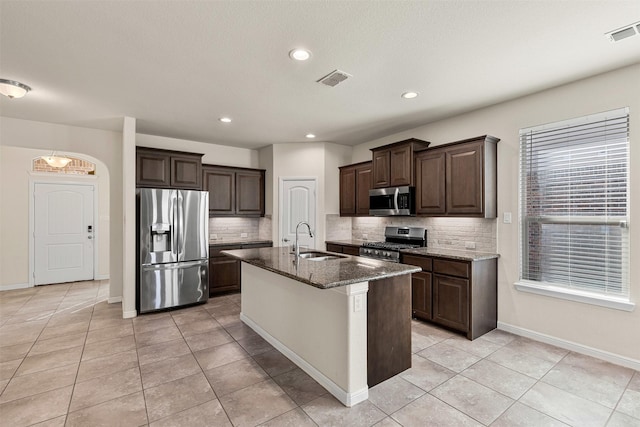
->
[{"left": 221, "top": 246, "right": 421, "bottom": 407}]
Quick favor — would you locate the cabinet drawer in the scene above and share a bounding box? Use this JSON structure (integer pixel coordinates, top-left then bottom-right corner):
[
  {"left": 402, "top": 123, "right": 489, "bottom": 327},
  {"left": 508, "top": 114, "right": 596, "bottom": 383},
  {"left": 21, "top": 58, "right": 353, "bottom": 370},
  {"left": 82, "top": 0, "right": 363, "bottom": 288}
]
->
[
  {"left": 342, "top": 245, "right": 361, "bottom": 256},
  {"left": 433, "top": 259, "right": 470, "bottom": 279},
  {"left": 402, "top": 254, "right": 432, "bottom": 272}
]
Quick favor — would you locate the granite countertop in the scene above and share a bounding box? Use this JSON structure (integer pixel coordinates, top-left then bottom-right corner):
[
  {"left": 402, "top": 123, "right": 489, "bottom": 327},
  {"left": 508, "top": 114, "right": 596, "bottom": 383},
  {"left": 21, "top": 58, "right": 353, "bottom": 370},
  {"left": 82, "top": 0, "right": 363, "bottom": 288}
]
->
[
  {"left": 209, "top": 239, "right": 272, "bottom": 247},
  {"left": 222, "top": 247, "right": 421, "bottom": 289},
  {"left": 400, "top": 247, "right": 499, "bottom": 261},
  {"left": 325, "top": 239, "right": 369, "bottom": 247}
]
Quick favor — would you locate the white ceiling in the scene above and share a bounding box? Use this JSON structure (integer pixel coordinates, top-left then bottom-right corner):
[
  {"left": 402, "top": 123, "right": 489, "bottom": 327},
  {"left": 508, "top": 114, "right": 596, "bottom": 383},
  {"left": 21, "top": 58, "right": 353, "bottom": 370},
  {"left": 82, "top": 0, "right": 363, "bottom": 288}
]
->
[{"left": 1, "top": 1, "right": 639, "bottom": 150}]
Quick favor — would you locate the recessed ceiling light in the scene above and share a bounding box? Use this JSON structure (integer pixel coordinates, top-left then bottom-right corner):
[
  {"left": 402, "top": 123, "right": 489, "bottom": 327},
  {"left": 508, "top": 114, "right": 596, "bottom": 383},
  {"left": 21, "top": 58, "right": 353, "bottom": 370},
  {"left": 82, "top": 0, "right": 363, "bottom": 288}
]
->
[
  {"left": 219, "top": 117, "right": 232, "bottom": 123},
  {"left": 401, "top": 91, "right": 419, "bottom": 99},
  {"left": 289, "top": 49, "right": 311, "bottom": 61},
  {"left": 305, "top": 133, "right": 316, "bottom": 139}
]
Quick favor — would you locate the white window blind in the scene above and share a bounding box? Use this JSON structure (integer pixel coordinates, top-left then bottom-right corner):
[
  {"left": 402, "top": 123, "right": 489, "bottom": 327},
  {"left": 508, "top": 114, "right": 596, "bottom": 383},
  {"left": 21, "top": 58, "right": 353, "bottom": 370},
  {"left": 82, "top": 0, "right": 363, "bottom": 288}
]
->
[{"left": 519, "top": 108, "right": 630, "bottom": 298}]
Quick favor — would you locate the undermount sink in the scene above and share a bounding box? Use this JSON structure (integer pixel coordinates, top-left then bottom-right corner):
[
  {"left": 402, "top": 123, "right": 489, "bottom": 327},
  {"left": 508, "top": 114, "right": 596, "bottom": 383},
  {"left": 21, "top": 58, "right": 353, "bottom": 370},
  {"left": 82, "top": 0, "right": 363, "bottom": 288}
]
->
[{"left": 293, "top": 251, "right": 347, "bottom": 261}]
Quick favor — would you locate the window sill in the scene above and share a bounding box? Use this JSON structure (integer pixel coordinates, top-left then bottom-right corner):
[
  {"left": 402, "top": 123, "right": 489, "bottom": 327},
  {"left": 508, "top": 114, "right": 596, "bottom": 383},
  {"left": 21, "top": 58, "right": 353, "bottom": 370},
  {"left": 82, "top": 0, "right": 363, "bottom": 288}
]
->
[{"left": 514, "top": 280, "right": 635, "bottom": 312}]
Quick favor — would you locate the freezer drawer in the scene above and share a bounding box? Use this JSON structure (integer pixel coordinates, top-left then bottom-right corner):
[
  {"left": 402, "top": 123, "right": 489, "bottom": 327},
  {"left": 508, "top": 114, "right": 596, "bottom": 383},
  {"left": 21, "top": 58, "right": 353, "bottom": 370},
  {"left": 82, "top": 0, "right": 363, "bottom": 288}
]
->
[{"left": 139, "top": 260, "right": 208, "bottom": 313}]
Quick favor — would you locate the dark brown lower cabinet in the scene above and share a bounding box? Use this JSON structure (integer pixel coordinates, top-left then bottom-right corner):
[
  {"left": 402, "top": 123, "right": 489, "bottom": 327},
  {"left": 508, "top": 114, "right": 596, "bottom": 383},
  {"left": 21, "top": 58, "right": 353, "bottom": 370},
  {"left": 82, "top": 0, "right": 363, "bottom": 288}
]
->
[
  {"left": 411, "top": 271, "right": 432, "bottom": 320},
  {"left": 325, "top": 242, "right": 361, "bottom": 256},
  {"left": 209, "top": 242, "right": 272, "bottom": 297},
  {"left": 432, "top": 274, "right": 469, "bottom": 332},
  {"left": 401, "top": 252, "right": 496, "bottom": 340}
]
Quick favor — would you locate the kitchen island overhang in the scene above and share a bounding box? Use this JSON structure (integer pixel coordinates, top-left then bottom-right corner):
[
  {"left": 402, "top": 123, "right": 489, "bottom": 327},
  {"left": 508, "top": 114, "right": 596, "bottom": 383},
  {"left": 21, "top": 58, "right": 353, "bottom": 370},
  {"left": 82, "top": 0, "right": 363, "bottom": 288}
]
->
[{"left": 222, "top": 247, "right": 420, "bottom": 407}]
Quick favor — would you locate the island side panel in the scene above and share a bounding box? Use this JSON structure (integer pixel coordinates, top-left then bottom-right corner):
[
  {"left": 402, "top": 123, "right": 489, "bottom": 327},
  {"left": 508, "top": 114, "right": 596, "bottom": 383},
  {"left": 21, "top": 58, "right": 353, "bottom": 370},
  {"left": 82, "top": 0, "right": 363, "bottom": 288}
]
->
[
  {"left": 240, "top": 262, "right": 369, "bottom": 406},
  {"left": 367, "top": 275, "right": 412, "bottom": 386}
]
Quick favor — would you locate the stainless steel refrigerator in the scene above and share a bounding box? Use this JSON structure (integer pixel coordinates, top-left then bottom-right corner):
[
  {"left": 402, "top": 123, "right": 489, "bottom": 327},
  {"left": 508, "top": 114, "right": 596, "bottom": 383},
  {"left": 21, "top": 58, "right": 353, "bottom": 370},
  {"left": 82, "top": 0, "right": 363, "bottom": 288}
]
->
[{"left": 136, "top": 188, "right": 209, "bottom": 313}]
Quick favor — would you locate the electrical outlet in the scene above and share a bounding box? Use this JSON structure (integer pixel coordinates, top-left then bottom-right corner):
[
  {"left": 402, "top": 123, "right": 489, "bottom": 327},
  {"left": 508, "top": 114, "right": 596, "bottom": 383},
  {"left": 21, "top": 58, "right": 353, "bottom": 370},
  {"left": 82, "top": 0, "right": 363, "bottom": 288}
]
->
[
  {"left": 503, "top": 212, "right": 512, "bottom": 224},
  {"left": 210, "top": 234, "right": 218, "bottom": 240},
  {"left": 465, "top": 241, "right": 476, "bottom": 249},
  {"left": 240, "top": 232, "right": 248, "bottom": 238},
  {"left": 362, "top": 233, "right": 368, "bottom": 240}
]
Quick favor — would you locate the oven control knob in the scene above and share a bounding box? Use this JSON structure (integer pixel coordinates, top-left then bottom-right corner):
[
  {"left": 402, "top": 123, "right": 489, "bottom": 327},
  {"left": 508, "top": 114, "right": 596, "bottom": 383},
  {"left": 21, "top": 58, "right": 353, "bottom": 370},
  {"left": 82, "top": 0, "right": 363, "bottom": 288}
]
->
[{"left": 374, "top": 250, "right": 379, "bottom": 255}]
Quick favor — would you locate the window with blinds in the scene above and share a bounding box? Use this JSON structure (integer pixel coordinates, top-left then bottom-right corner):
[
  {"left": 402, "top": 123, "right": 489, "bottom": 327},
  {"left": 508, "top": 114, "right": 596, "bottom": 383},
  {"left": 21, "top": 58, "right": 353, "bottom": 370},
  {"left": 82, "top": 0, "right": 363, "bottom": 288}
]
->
[{"left": 519, "top": 107, "right": 630, "bottom": 299}]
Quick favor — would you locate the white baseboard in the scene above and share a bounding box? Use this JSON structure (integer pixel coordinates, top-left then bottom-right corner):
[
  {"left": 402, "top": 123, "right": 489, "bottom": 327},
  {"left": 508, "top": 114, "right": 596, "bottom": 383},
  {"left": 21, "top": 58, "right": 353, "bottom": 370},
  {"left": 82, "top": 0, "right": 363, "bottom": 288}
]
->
[
  {"left": 122, "top": 309, "right": 137, "bottom": 319},
  {"left": 107, "top": 296, "right": 122, "bottom": 304},
  {"left": 241, "top": 312, "right": 368, "bottom": 407},
  {"left": 94, "top": 274, "right": 110, "bottom": 281},
  {"left": 0, "top": 283, "right": 32, "bottom": 292},
  {"left": 497, "top": 321, "right": 640, "bottom": 371}
]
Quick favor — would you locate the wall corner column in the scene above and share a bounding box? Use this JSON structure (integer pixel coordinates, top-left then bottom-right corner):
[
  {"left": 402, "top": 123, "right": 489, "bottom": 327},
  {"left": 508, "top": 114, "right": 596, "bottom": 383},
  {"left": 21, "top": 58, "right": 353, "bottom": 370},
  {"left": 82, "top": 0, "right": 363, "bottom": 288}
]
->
[{"left": 122, "top": 117, "right": 137, "bottom": 318}]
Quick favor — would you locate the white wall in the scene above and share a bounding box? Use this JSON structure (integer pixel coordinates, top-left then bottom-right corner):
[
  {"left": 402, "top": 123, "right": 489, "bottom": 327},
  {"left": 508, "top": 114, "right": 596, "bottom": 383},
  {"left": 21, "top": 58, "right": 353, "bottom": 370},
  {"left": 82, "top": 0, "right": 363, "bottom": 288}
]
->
[
  {"left": 0, "top": 146, "right": 111, "bottom": 286},
  {"left": 0, "top": 117, "right": 124, "bottom": 299},
  {"left": 136, "top": 133, "right": 259, "bottom": 168},
  {"left": 263, "top": 142, "right": 351, "bottom": 247},
  {"left": 351, "top": 63, "right": 640, "bottom": 363}
]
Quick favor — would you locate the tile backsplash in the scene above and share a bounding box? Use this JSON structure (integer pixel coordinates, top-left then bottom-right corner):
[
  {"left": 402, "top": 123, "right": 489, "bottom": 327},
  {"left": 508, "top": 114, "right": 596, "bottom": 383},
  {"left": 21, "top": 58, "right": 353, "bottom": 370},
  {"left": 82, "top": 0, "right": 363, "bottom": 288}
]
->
[
  {"left": 349, "top": 216, "right": 497, "bottom": 252},
  {"left": 208, "top": 217, "right": 260, "bottom": 241}
]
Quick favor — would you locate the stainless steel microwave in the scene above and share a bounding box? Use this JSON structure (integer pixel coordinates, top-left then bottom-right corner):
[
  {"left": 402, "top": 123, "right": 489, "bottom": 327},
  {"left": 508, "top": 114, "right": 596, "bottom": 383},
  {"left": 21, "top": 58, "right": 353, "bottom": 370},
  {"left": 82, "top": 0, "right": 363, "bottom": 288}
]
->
[{"left": 369, "top": 186, "right": 416, "bottom": 216}]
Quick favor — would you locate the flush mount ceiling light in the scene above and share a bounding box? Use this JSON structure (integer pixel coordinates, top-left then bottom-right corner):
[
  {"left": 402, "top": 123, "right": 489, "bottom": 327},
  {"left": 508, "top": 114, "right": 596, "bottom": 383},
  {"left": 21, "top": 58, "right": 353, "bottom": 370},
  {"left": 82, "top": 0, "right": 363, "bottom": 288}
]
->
[
  {"left": 401, "top": 91, "right": 419, "bottom": 99},
  {"left": 41, "top": 152, "right": 72, "bottom": 168},
  {"left": 0, "top": 79, "right": 31, "bottom": 99},
  {"left": 219, "top": 117, "right": 232, "bottom": 123},
  {"left": 289, "top": 48, "right": 311, "bottom": 61},
  {"left": 305, "top": 134, "right": 316, "bottom": 139},
  {"left": 606, "top": 21, "right": 640, "bottom": 42}
]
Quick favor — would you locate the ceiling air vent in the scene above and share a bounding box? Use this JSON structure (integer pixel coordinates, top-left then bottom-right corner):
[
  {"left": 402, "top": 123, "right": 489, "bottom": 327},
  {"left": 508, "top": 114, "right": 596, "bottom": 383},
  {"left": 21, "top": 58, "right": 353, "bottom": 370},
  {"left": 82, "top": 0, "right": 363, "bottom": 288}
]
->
[
  {"left": 606, "top": 21, "right": 640, "bottom": 42},
  {"left": 317, "top": 69, "right": 352, "bottom": 87}
]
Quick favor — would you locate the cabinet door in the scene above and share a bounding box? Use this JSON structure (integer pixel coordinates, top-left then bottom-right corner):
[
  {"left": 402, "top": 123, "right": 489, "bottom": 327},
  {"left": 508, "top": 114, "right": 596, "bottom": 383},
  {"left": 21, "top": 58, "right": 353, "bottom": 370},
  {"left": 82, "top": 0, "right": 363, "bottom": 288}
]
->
[
  {"left": 339, "top": 167, "right": 357, "bottom": 216},
  {"left": 170, "top": 154, "right": 202, "bottom": 189},
  {"left": 389, "top": 144, "right": 412, "bottom": 187},
  {"left": 372, "top": 149, "right": 391, "bottom": 188},
  {"left": 446, "top": 141, "right": 483, "bottom": 215},
  {"left": 415, "top": 150, "right": 446, "bottom": 214},
  {"left": 203, "top": 168, "right": 235, "bottom": 215},
  {"left": 209, "top": 257, "right": 240, "bottom": 296},
  {"left": 355, "top": 164, "right": 372, "bottom": 215},
  {"left": 236, "top": 170, "right": 264, "bottom": 216},
  {"left": 433, "top": 274, "right": 469, "bottom": 332},
  {"left": 411, "top": 271, "right": 432, "bottom": 321},
  {"left": 136, "top": 150, "right": 171, "bottom": 188}
]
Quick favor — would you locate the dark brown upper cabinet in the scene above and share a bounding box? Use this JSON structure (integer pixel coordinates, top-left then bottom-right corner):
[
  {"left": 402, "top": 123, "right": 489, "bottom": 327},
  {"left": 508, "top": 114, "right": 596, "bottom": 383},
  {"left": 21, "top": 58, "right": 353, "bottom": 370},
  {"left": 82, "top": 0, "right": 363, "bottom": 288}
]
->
[
  {"left": 202, "top": 165, "right": 265, "bottom": 217},
  {"left": 415, "top": 149, "right": 446, "bottom": 215},
  {"left": 370, "top": 139, "right": 430, "bottom": 189},
  {"left": 339, "top": 161, "right": 372, "bottom": 216},
  {"left": 136, "top": 147, "right": 203, "bottom": 189},
  {"left": 415, "top": 135, "right": 499, "bottom": 218}
]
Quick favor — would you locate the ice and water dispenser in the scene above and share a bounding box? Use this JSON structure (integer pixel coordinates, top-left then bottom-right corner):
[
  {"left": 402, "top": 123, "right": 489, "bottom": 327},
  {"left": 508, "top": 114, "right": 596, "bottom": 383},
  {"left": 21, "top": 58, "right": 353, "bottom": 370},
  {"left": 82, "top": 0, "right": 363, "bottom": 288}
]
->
[{"left": 150, "top": 223, "right": 171, "bottom": 253}]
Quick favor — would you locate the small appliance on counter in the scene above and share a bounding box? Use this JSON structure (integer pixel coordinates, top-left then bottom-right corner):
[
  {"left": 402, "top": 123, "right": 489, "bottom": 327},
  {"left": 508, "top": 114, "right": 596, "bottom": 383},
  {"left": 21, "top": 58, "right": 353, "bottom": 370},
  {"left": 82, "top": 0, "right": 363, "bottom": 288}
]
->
[
  {"left": 359, "top": 226, "right": 426, "bottom": 263},
  {"left": 137, "top": 188, "right": 209, "bottom": 313},
  {"left": 369, "top": 186, "right": 416, "bottom": 216}
]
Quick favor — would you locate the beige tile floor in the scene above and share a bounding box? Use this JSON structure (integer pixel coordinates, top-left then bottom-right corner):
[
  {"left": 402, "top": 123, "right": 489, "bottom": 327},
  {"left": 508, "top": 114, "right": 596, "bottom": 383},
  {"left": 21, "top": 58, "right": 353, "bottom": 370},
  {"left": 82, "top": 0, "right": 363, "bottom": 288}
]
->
[{"left": 0, "top": 281, "right": 638, "bottom": 426}]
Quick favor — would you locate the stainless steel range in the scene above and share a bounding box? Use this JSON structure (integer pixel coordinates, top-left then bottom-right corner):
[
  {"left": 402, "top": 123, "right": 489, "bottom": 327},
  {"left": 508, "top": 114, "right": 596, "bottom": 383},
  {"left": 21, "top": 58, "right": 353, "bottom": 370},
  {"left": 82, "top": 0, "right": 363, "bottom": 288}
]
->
[{"left": 359, "top": 226, "right": 426, "bottom": 263}]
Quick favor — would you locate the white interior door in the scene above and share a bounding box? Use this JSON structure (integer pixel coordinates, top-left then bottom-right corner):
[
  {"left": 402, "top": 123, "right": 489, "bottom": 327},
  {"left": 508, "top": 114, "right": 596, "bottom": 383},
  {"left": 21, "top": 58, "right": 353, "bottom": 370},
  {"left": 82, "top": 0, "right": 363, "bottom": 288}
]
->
[
  {"left": 34, "top": 183, "right": 94, "bottom": 285},
  {"left": 280, "top": 178, "right": 317, "bottom": 250}
]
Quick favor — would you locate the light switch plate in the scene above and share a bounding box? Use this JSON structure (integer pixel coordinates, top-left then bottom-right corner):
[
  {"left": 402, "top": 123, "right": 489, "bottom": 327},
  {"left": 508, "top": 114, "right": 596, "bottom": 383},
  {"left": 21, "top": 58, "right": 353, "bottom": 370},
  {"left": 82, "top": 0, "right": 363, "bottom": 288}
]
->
[
  {"left": 210, "top": 234, "right": 217, "bottom": 240},
  {"left": 503, "top": 212, "right": 512, "bottom": 224},
  {"left": 465, "top": 241, "right": 476, "bottom": 249},
  {"left": 240, "top": 232, "right": 248, "bottom": 238}
]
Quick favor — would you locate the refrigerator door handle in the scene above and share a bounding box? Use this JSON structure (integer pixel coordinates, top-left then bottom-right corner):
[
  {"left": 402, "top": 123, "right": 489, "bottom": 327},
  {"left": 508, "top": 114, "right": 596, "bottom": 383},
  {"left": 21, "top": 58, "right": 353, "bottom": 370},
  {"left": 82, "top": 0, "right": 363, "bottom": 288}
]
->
[
  {"left": 177, "top": 191, "right": 185, "bottom": 260},
  {"left": 142, "top": 260, "right": 207, "bottom": 270},
  {"left": 171, "top": 192, "right": 178, "bottom": 258}
]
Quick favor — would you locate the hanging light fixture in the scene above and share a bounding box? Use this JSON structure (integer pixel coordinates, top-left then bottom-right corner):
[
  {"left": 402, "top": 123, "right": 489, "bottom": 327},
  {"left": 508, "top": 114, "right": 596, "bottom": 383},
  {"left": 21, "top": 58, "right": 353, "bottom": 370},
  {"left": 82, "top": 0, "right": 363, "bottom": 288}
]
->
[
  {"left": 41, "top": 152, "right": 72, "bottom": 168},
  {"left": 0, "top": 79, "right": 31, "bottom": 99}
]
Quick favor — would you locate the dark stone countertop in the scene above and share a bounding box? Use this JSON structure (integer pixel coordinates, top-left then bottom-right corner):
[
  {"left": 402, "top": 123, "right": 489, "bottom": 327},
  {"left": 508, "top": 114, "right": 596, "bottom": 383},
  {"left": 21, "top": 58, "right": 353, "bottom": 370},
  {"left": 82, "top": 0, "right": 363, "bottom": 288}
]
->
[
  {"left": 221, "top": 247, "right": 420, "bottom": 289},
  {"left": 324, "top": 239, "right": 369, "bottom": 247},
  {"left": 400, "top": 247, "right": 500, "bottom": 261},
  {"left": 209, "top": 240, "right": 272, "bottom": 247}
]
